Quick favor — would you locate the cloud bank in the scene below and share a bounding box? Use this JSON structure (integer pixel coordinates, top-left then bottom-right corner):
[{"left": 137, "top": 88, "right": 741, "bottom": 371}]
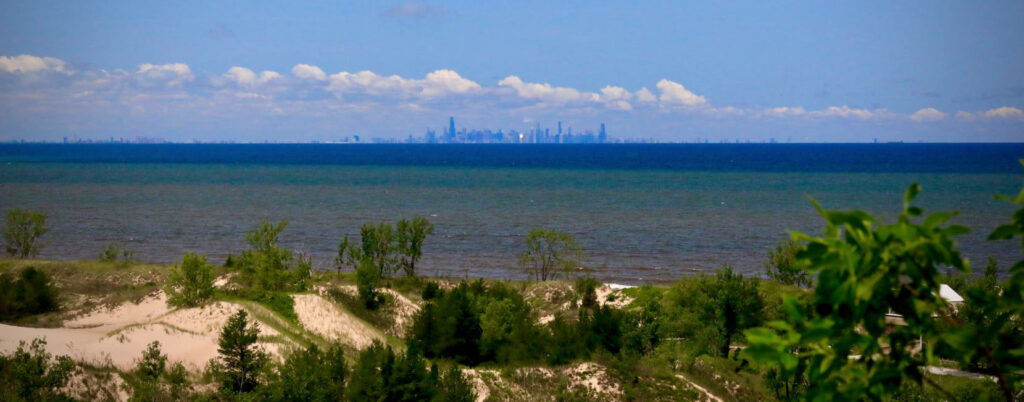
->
[{"left": 0, "top": 54, "right": 1021, "bottom": 142}]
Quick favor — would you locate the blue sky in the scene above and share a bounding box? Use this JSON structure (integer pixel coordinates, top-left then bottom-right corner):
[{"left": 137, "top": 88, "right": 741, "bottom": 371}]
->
[{"left": 1, "top": 0, "right": 1022, "bottom": 142}]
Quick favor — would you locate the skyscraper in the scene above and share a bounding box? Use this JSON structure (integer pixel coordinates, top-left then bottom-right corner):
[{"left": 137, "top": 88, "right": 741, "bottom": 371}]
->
[
  {"left": 599, "top": 123, "right": 606, "bottom": 143},
  {"left": 448, "top": 116, "right": 456, "bottom": 142}
]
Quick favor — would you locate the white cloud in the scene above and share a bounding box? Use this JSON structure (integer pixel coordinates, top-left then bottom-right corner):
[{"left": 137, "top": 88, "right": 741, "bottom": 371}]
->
[
  {"left": 419, "top": 69, "right": 481, "bottom": 97},
  {"left": 328, "top": 70, "right": 411, "bottom": 95},
  {"left": 0, "top": 54, "right": 70, "bottom": 74},
  {"left": 909, "top": 107, "right": 946, "bottom": 122},
  {"left": 656, "top": 79, "right": 706, "bottom": 106},
  {"left": 223, "top": 66, "right": 281, "bottom": 88},
  {"left": 760, "top": 106, "right": 806, "bottom": 118},
  {"left": 982, "top": 106, "right": 1024, "bottom": 121},
  {"left": 324, "top": 69, "right": 480, "bottom": 99},
  {"left": 292, "top": 64, "right": 327, "bottom": 81},
  {"left": 635, "top": 87, "right": 656, "bottom": 103},
  {"left": 135, "top": 63, "right": 193, "bottom": 88},
  {"left": 808, "top": 105, "right": 877, "bottom": 119},
  {"left": 497, "top": 75, "right": 590, "bottom": 104},
  {"left": 598, "top": 86, "right": 633, "bottom": 110}
]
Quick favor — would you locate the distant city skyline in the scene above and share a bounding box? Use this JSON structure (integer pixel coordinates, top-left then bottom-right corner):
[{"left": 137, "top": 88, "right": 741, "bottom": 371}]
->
[{"left": 1, "top": 1, "right": 1022, "bottom": 142}]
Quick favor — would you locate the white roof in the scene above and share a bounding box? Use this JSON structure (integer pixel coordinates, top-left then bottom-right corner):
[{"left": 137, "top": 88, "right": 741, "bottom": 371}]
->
[{"left": 939, "top": 284, "right": 964, "bottom": 303}]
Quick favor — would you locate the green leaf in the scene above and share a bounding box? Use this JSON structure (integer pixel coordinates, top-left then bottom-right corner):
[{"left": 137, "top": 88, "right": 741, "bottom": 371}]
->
[
  {"left": 904, "top": 183, "right": 921, "bottom": 207},
  {"left": 988, "top": 224, "right": 1018, "bottom": 241},
  {"left": 923, "top": 211, "right": 955, "bottom": 228}
]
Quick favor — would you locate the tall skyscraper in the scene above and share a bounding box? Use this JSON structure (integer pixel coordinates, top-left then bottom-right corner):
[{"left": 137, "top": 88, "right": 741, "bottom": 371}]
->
[
  {"left": 599, "top": 123, "right": 607, "bottom": 143},
  {"left": 557, "top": 121, "right": 562, "bottom": 136},
  {"left": 448, "top": 117, "right": 456, "bottom": 142}
]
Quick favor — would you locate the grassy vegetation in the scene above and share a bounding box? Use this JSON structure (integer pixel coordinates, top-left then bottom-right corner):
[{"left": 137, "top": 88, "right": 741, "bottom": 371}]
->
[{"left": 0, "top": 255, "right": 1010, "bottom": 401}]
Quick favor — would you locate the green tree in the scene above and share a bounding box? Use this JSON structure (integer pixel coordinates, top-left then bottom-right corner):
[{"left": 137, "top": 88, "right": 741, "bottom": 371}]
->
[
  {"left": 395, "top": 216, "right": 434, "bottom": 277},
  {"left": 165, "top": 252, "right": 215, "bottom": 308},
  {"left": 264, "top": 344, "right": 347, "bottom": 401},
  {"left": 765, "top": 239, "right": 811, "bottom": 287},
  {"left": 346, "top": 342, "right": 388, "bottom": 402},
  {"left": 743, "top": 184, "right": 974, "bottom": 400},
  {"left": 360, "top": 222, "right": 397, "bottom": 277},
  {"left": 217, "top": 309, "right": 267, "bottom": 393},
  {"left": 3, "top": 209, "right": 48, "bottom": 258},
  {"left": 238, "top": 221, "right": 309, "bottom": 291},
  {"left": 435, "top": 365, "right": 476, "bottom": 402},
  {"left": 0, "top": 338, "right": 74, "bottom": 401},
  {"left": 125, "top": 341, "right": 189, "bottom": 402},
  {"left": 335, "top": 235, "right": 360, "bottom": 274},
  {"left": 356, "top": 257, "right": 384, "bottom": 310},
  {"left": 519, "top": 228, "right": 584, "bottom": 281},
  {"left": 703, "top": 267, "right": 764, "bottom": 358}
]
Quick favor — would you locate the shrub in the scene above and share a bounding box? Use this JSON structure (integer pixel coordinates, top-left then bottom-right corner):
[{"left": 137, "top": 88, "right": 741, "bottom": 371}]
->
[
  {"left": 2, "top": 209, "right": 48, "bottom": 258},
  {"left": 764, "top": 239, "right": 811, "bottom": 287},
  {"left": 421, "top": 282, "right": 441, "bottom": 300},
  {"left": 165, "top": 252, "right": 216, "bottom": 308},
  {"left": 262, "top": 344, "right": 347, "bottom": 401},
  {"left": 356, "top": 257, "right": 384, "bottom": 310},
  {"left": 0, "top": 338, "right": 74, "bottom": 401},
  {"left": 0, "top": 267, "right": 59, "bottom": 321},
  {"left": 236, "top": 221, "right": 309, "bottom": 292}
]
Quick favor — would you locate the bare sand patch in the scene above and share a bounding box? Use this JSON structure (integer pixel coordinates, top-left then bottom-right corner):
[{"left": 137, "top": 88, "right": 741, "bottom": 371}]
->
[
  {"left": 0, "top": 291, "right": 282, "bottom": 371},
  {"left": 567, "top": 362, "right": 623, "bottom": 397},
  {"left": 596, "top": 284, "right": 634, "bottom": 308},
  {"left": 291, "top": 294, "right": 384, "bottom": 349}
]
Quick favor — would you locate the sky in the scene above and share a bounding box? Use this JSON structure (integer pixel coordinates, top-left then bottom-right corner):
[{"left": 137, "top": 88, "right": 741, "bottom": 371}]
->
[{"left": 0, "top": 0, "right": 1022, "bottom": 142}]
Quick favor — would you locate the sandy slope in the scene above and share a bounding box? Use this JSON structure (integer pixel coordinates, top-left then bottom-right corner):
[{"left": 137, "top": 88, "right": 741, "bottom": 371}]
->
[
  {"left": 0, "top": 292, "right": 280, "bottom": 371},
  {"left": 292, "top": 294, "right": 384, "bottom": 349}
]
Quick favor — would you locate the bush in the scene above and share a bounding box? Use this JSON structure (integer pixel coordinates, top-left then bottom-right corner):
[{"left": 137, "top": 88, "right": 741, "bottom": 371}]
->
[
  {"left": 261, "top": 344, "right": 347, "bottom": 401},
  {"left": 236, "top": 221, "right": 309, "bottom": 292},
  {"left": 0, "top": 267, "right": 59, "bottom": 321},
  {"left": 421, "top": 282, "right": 441, "bottom": 300},
  {"left": 764, "top": 239, "right": 811, "bottom": 287},
  {"left": 356, "top": 257, "right": 384, "bottom": 310},
  {"left": 124, "top": 341, "right": 190, "bottom": 402},
  {"left": 166, "top": 252, "right": 216, "bottom": 308},
  {"left": 574, "top": 277, "right": 600, "bottom": 309},
  {"left": 2, "top": 209, "right": 48, "bottom": 258},
  {"left": 0, "top": 338, "right": 75, "bottom": 401}
]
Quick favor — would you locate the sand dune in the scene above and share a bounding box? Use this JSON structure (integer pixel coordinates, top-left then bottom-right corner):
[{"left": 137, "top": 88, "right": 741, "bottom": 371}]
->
[{"left": 0, "top": 292, "right": 281, "bottom": 371}]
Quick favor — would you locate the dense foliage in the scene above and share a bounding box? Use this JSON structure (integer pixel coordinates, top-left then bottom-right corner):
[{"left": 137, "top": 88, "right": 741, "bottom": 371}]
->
[
  {"left": 3, "top": 209, "right": 48, "bottom": 258},
  {"left": 165, "top": 252, "right": 216, "bottom": 308},
  {"left": 123, "top": 341, "right": 190, "bottom": 402},
  {"left": 0, "top": 339, "right": 74, "bottom": 401},
  {"left": 743, "top": 183, "right": 1024, "bottom": 401},
  {"left": 764, "top": 239, "right": 811, "bottom": 288},
  {"left": 0, "top": 266, "right": 59, "bottom": 321},
  {"left": 236, "top": 221, "right": 310, "bottom": 292},
  {"left": 347, "top": 341, "right": 474, "bottom": 402},
  {"left": 409, "top": 279, "right": 661, "bottom": 367}
]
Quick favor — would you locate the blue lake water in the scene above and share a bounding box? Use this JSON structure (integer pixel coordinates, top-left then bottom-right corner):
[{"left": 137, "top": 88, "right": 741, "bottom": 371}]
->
[{"left": 1, "top": 143, "right": 1021, "bottom": 283}]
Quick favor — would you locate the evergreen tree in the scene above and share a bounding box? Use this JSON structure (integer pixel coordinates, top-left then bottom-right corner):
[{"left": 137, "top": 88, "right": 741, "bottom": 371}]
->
[{"left": 217, "top": 309, "right": 267, "bottom": 393}]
